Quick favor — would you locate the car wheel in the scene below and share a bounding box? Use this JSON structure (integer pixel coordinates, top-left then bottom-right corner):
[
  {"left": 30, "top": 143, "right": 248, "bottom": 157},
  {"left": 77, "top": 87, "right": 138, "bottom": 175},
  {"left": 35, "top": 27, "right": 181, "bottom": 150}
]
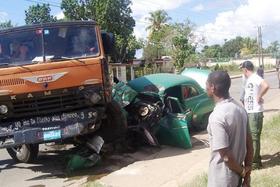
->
[
  {"left": 193, "top": 113, "right": 210, "bottom": 131},
  {"left": 6, "top": 144, "right": 39, "bottom": 163},
  {"left": 99, "top": 100, "right": 127, "bottom": 143}
]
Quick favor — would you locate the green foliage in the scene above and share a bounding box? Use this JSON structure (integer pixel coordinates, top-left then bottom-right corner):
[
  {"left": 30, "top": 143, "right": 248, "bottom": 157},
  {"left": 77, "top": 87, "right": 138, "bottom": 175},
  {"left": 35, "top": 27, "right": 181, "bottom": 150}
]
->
[
  {"left": 0, "top": 20, "right": 13, "bottom": 29},
  {"left": 266, "top": 41, "right": 280, "bottom": 57},
  {"left": 61, "top": 0, "right": 135, "bottom": 63},
  {"left": 240, "top": 37, "right": 258, "bottom": 57},
  {"left": 182, "top": 172, "right": 208, "bottom": 187},
  {"left": 222, "top": 36, "right": 243, "bottom": 58},
  {"left": 202, "top": 37, "right": 259, "bottom": 61},
  {"left": 25, "top": 4, "right": 57, "bottom": 24},
  {"left": 144, "top": 10, "right": 171, "bottom": 61},
  {"left": 171, "top": 21, "right": 196, "bottom": 70},
  {"left": 261, "top": 115, "right": 280, "bottom": 153},
  {"left": 144, "top": 12, "right": 200, "bottom": 69},
  {"left": 146, "top": 10, "right": 171, "bottom": 34},
  {"left": 126, "top": 36, "right": 143, "bottom": 60},
  {"left": 211, "top": 63, "right": 240, "bottom": 73},
  {"left": 83, "top": 181, "right": 104, "bottom": 187},
  {"left": 202, "top": 44, "right": 222, "bottom": 59}
]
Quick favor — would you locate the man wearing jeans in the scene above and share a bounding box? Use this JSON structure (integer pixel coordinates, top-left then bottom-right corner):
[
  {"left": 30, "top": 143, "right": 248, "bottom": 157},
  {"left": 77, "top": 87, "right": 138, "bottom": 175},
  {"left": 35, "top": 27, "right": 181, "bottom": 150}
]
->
[{"left": 241, "top": 61, "right": 269, "bottom": 169}]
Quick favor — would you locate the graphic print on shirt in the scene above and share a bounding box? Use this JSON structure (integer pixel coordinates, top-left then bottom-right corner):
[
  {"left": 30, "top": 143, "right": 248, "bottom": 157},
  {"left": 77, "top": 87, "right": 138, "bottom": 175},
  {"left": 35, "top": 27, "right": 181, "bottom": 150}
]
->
[{"left": 246, "top": 83, "right": 254, "bottom": 111}]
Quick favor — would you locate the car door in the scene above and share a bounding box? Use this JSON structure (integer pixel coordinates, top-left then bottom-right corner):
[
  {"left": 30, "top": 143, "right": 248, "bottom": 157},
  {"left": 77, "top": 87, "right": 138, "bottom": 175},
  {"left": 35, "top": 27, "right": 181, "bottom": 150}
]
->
[
  {"left": 181, "top": 83, "right": 214, "bottom": 130},
  {"left": 156, "top": 96, "right": 192, "bottom": 149}
]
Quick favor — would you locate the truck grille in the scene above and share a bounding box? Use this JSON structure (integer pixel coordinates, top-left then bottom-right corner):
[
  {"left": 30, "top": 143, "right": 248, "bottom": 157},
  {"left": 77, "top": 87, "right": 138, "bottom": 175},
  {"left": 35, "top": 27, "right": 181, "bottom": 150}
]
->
[
  {"left": 11, "top": 90, "right": 90, "bottom": 118},
  {"left": 0, "top": 78, "right": 25, "bottom": 86}
]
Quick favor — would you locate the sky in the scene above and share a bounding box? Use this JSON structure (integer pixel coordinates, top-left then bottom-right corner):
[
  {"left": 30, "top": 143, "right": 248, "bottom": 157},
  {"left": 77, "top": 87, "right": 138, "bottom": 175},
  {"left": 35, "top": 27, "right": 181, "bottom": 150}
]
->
[{"left": 1, "top": 0, "right": 280, "bottom": 48}]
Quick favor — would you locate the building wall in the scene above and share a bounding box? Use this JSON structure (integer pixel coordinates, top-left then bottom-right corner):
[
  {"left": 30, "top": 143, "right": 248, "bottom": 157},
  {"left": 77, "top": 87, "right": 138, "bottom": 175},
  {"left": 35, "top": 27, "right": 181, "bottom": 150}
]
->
[{"left": 207, "top": 57, "right": 276, "bottom": 67}]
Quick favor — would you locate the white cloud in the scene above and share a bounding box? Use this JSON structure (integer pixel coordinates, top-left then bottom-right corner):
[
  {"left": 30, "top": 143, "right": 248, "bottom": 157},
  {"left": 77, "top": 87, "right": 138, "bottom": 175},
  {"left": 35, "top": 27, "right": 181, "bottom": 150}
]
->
[
  {"left": 192, "top": 4, "right": 204, "bottom": 12},
  {"left": 0, "top": 12, "right": 8, "bottom": 22},
  {"left": 55, "top": 11, "right": 65, "bottom": 20},
  {"left": 197, "top": 0, "right": 280, "bottom": 46},
  {"left": 131, "top": 0, "right": 191, "bottom": 39}
]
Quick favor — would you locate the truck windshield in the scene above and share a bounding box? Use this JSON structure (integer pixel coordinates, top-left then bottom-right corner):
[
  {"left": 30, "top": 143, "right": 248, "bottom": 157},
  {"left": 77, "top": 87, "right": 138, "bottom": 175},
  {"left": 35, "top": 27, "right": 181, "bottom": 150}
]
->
[{"left": 0, "top": 25, "right": 99, "bottom": 65}]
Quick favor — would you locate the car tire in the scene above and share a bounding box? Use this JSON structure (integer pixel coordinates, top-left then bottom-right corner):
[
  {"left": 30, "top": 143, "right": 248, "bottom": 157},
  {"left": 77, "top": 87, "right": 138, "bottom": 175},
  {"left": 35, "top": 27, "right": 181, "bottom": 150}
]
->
[
  {"left": 99, "top": 100, "right": 127, "bottom": 143},
  {"left": 6, "top": 144, "right": 39, "bottom": 163},
  {"left": 193, "top": 113, "right": 210, "bottom": 131}
]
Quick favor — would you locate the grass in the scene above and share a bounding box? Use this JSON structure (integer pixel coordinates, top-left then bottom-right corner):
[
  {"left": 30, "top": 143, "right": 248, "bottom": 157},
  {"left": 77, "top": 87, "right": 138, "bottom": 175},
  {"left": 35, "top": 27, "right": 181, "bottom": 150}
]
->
[
  {"left": 183, "top": 114, "right": 280, "bottom": 187},
  {"left": 83, "top": 181, "right": 105, "bottom": 187},
  {"left": 183, "top": 173, "right": 208, "bottom": 187}
]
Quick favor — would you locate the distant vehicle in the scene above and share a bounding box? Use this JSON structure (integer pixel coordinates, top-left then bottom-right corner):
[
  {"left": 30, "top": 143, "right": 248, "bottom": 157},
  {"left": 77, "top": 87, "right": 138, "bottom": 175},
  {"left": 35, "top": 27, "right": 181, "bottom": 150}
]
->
[
  {"left": 0, "top": 21, "right": 126, "bottom": 163},
  {"left": 113, "top": 70, "right": 214, "bottom": 149}
]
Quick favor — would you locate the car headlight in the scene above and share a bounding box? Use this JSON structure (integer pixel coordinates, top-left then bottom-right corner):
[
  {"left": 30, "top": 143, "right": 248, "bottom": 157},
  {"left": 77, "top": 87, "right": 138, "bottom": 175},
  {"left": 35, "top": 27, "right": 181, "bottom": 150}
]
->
[
  {"left": 139, "top": 106, "right": 149, "bottom": 117},
  {"left": 0, "top": 105, "right": 8, "bottom": 114}
]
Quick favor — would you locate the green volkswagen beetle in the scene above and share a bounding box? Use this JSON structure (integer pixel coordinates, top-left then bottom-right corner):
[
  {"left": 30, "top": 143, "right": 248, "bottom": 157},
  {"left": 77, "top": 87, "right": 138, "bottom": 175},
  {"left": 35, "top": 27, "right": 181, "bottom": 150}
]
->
[{"left": 113, "top": 69, "right": 214, "bottom": 149}]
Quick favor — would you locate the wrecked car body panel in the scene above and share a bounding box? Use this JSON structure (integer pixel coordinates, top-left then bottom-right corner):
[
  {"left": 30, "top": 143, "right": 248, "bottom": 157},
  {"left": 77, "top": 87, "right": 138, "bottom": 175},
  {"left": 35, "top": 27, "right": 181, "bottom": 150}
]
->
[{"left": 113, "top": 72, "right": 214, "bottom": 149}]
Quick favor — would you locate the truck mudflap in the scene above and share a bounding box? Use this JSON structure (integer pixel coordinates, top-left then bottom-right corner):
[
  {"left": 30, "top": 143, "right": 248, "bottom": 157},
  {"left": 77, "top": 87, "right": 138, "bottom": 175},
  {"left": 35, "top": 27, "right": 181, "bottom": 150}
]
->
[{"left": 0, "top": 108, "right": 102, "bottom": 148}]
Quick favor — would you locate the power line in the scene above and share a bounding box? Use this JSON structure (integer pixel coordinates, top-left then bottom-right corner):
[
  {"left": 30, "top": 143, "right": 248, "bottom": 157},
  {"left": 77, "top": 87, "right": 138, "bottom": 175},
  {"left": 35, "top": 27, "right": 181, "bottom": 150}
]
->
[{"left": 24, "top": 0, "right": 61, "bottom": 8}]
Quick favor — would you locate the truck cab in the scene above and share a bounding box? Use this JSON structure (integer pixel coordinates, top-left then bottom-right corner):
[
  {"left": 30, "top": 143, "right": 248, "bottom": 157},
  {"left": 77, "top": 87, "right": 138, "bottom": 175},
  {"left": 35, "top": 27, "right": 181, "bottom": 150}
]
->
[{"left": 0, "top": 21, "right": 126, "bottom": 163}]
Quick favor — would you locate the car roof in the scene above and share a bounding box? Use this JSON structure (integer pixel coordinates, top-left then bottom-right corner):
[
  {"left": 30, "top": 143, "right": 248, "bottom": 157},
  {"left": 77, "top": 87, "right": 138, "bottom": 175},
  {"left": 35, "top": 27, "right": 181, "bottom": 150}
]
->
[
  {"left": 128, "top": 73, "right": 202, "bottom": 94},
  {"left": 181, "top": 68, "right": 211, "bottom": 90}
]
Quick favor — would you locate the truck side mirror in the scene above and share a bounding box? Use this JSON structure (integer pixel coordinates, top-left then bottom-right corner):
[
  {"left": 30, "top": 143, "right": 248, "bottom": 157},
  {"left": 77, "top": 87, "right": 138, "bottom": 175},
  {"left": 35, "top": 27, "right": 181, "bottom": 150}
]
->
[{"left": 101, "top": 31, "right": 115, "bottom": 55}]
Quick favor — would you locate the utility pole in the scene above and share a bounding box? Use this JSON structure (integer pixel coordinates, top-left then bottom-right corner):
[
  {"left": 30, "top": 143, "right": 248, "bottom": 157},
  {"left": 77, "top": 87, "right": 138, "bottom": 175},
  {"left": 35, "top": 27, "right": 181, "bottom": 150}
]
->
[{"left": 257, "top": 26, "right": 264, "bottom": 68}]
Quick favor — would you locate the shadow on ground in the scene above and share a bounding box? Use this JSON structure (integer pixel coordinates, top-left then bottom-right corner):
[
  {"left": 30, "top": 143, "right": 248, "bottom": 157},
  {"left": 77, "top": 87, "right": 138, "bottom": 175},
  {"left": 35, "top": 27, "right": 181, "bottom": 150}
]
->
[
  {"left": 0, "top": 129, "right": 209, "bottom": 184},
  {"left": 262, "top": 152, "right": 280, "bottom": 169}
]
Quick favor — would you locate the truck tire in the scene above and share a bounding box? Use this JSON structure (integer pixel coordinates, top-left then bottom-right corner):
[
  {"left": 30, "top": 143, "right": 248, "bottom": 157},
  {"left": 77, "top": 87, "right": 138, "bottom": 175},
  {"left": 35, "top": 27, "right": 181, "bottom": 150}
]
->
[
  {"left": 6, "top": 144, "right": 39, "bottom": 163},
  {"left": 99, "top": 100, "right": 127, "bottom": 143}
]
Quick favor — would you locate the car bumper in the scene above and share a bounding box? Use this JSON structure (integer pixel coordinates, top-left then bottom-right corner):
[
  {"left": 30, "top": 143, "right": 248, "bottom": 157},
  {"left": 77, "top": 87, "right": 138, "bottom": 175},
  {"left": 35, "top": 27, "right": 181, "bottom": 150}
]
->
[{"left": 0, "top": 108, "right": 101, "bottom": 148}]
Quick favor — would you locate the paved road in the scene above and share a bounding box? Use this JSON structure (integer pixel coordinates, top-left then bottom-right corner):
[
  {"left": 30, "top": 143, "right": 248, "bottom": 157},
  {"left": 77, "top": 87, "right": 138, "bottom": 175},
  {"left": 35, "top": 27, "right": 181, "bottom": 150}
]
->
[{"left": 0, "top": 71, "right": 279, "bottom": 187}]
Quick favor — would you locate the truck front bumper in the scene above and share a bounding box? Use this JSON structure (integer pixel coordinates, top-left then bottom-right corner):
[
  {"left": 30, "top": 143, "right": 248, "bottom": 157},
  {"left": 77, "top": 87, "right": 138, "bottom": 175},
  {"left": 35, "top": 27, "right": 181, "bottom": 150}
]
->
[{"left": 0, "top": 108, "right": 102, "bottom": 148}]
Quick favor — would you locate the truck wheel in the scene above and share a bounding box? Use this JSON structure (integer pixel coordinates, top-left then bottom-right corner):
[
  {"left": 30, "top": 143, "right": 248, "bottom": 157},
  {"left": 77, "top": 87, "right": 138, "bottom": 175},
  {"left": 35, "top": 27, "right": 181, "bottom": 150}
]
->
[
  {"left": 6, "top": 144, "right": 39, "bottom": 163},
  {"left": 193, "top": 113, "right": 210, "bottom": 131},
  {"left": 99, "top": 100, "right": 127, "bottom": 143}
]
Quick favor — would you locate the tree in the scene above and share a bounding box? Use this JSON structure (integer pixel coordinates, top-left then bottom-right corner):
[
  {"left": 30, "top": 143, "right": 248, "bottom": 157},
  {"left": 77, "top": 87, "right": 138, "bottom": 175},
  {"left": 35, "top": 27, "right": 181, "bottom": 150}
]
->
[
  {"left": 126, "top": 36, "right": 144, "bottom": 60},
  {"left": 202, "top": 44, "right": 222, "bottom": 59},
  {"left": 25, "top": 4, "right": 57, "bottom": 24},
  {"left": 61, "top": 0, "right": 135, "bottom": 63},
  {"left": 144, "top": 10, "right": 171, "bottom": 60},
  {"left": 222, "top": 36, "right": 243, "bottom": 58},
  {"left": 146, "top": 10, "right": 171, "bottom": 35},
  {"left": 171, "top": 21, "right": 197, "bottom": 70},
  {"left": 266, "top": 41, "right": 280, "bottom": 57},
  {"left": 0, "top": 20, "right": 13, "bottom": 30},
  {"left": 240, "top": 37, "right": 258, "bottom": 57}
]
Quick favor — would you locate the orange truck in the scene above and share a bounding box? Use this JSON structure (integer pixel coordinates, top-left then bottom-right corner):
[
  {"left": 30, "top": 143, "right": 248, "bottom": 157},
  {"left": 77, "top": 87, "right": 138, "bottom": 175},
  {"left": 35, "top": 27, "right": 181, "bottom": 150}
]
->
[{"left": 0, "top": 21, "right": 126, "bottom": 163}]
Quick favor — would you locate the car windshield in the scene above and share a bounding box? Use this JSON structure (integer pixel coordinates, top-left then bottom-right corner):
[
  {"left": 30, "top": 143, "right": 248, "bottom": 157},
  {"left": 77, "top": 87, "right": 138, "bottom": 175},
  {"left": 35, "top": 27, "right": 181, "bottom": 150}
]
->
[{"left": 0, "top": 25, "right": 99, "bottom": 66}]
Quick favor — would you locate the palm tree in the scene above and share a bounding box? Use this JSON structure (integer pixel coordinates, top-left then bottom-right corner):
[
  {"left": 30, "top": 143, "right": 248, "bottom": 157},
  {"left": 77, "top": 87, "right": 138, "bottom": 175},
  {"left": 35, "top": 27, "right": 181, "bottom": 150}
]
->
[{"left": 146, "top": 10, "right": 171, "bottom": 34}]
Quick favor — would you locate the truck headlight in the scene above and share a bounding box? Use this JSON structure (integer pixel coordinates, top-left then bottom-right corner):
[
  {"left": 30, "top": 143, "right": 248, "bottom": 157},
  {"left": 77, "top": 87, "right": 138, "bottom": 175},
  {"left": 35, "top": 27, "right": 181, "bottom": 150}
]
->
[
  {"left": 0, "top": 105, "right": 8, "bottom": 114},
  {"left": 139, "top": 106, "right": 149, "bottom": 117}
]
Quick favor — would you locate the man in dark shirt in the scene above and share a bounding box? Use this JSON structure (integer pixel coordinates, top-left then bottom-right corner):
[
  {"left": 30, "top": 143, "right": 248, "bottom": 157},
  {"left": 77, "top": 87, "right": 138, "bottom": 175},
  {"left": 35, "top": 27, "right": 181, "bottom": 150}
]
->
[{"left": 256, "top": 65, "right": 264, "bottom": 78}]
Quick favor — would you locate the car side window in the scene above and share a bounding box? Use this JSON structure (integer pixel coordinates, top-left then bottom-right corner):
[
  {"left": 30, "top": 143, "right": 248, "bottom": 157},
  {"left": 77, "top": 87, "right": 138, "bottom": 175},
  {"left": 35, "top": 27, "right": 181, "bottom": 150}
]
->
[
  {"left": 165, "top": 86, "right": 182, "bottom": 101},
  {"left": 182, "top": 85, "right": 199, "bottom": 99}
]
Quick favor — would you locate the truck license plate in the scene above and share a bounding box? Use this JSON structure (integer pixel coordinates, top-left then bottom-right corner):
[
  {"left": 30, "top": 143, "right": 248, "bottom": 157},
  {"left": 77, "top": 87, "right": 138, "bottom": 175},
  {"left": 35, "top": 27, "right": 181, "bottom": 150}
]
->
[{"left": 43, "top": 130, "right": 61, "bottom": 141}]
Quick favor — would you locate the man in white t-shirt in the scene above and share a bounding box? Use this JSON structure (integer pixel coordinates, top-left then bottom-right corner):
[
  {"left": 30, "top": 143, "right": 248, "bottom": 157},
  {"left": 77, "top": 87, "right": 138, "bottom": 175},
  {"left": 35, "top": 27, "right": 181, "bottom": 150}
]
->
[
  {"left": 240, "top": 61, "right": 269, "bottom": 169},
  {"left": 206, "top": 71, "right": 253, "bottom": 187}
]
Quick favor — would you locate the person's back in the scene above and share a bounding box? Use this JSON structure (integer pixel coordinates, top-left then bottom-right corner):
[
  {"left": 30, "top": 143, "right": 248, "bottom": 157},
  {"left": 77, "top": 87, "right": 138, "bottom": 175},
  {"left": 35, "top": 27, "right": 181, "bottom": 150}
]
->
[{"left": 208, "top": 98, "right": 248, "bottom": 187}]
